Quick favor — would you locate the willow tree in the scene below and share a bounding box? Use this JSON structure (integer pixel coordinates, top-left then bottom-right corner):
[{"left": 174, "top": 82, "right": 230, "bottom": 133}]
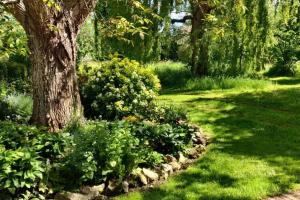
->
[
  {"left": 92, "top": 0, "right": 176, "bottom": 63},
  {"left": 1, "top": 0, "right": 98, "bottom": 131}
]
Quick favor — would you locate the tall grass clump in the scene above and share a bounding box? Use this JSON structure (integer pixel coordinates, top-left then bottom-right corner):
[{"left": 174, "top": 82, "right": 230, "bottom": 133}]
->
[
  {"left": 149, "top": 61, "right": 274, "bottom": 92},
  {"left": 148, "top": 61, "right": 192, "bottom": 89},
  {"left": 185, "top": 77, "right": 273, "bottom": 91}
]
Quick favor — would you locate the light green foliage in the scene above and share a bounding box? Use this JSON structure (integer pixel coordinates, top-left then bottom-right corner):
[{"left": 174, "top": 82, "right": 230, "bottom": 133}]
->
[
  {"left": 0, "top": 12, "right": 28, "bottom": 58},
  {"left": 0, "top": 93, "right": 32, "bottom": 123},
  {"left": 90, "top": 0, "right": 176, "bottom": 62},
  {"left": 197, "top": 0, "right": 272, "bottom": 76},
  {"left": 78, "top": 57, "right": 161, "bottom": 120},
  {"left": 267, "top": 0, "right": 300, "bottom": 76},
  {"left": 76, "top": 18, "right": 95, "bottom": 63},
  {"left": 0, "top": 12, "right": 30, "bottom": 85},
  {"left": 0, "top": 148, "right": 44, "bottom": 194}
]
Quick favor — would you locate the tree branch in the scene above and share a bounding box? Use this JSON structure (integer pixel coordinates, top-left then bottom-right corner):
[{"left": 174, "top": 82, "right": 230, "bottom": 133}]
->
[
  {"left": 64, "top": 0, "right": 98, "bottom": 32},
  {"left": 171, "top": 15, "right": 193, "bottom": 24},
  {"left": 0, "top": 0, "right": 26, "bottom": 26}
]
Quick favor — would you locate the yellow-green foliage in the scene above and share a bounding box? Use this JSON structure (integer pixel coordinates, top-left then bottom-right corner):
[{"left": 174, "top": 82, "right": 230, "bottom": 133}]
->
[{"left": 78, "top": 57, "right": 161, "bottom": 120}]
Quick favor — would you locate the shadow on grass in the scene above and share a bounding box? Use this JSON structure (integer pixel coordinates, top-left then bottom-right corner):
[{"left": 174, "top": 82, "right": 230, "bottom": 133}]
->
[
  {"left": 274, "top": 78, "right": 300, "bottom": 85},
  {"left": 137, "top": 86, "right": 300, "bottom": 200},
  {"left": 188, "top": 87, "right": 300, "bottom": 191}
]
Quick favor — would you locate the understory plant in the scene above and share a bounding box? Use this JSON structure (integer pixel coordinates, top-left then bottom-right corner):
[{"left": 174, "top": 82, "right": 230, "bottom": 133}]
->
[{"left": 78, "top": 56, "right": 161, "bottom": 120}]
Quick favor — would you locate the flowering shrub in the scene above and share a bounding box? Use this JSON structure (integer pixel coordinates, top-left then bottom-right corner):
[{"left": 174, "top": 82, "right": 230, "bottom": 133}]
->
[{"left": 78, "top": 57, "right": 161, "bottom": 120}]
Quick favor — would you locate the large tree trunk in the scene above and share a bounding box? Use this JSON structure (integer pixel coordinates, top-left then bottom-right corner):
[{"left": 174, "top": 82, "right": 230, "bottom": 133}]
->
[
  {"left": 2, "top": 0, "right": 98, "bottom": 131},
  {"left": 27, "top": 18, "right": 81, "bottom": 132}
]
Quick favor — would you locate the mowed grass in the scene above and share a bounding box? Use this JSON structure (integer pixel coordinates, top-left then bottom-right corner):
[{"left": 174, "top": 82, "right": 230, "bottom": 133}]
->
[{"left": 117, "top": 64, "right": 300, "bottom": 200}]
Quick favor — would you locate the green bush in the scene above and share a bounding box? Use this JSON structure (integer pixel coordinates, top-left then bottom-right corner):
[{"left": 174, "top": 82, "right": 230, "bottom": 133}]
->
[
  {"left": 0, "top": 121, "right": 71, "bottom": 197},
  {"left": 132, "top": 121, "right": 194, "bottom": 155},
  {"left": 79, "top": 57, "right": 161, "bottom": 120},
  {"left": 266, "top": 61, "right": 297, "bottom": 77},
  {"left": 0, "top": 148, "right": 44, "bottom": 195},
  {"left": 0, "top": 93, "right": 32, "bottom": 123},
  {"left": 61, "top": 121, "right": 163, "bottom": 185}
]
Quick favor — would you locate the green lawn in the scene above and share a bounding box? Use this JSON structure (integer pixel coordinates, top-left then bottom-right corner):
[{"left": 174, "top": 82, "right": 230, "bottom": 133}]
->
[{"left": 117, "top": 75, "right": 300, "bottom": 200}]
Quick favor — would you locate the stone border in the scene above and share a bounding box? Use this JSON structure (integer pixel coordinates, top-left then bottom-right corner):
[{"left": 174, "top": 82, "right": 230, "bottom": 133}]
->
[{"left": 55, "top": 124, "right": 209, "bottom": 200}]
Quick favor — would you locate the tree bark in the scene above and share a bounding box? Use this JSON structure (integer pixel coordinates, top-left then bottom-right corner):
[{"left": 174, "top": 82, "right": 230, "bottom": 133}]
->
[
  {"left": 27, "top": 18, "right": 81, "bottom": 132},
  {"left": 190, "top": 2, "right": 212, "bottom": 76},
  {"left": 2, "top": 0, "right": 98, "bottom": 131}
]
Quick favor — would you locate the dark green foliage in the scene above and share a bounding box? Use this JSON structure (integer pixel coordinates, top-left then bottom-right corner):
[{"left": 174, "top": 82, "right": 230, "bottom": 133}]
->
[
  {"left": 0, "top": 148, "right": 44, "bottom": 195},
  {"left": 0, "top": 121, "right": 70, "bottom": 197},
  {"left": 132, "top": 121, "right": 194, "bottom": 155},
  {"left": 60, "top": 121, "right": 163, "bottom": 185},
  {"left": 0, "top": 106, "right": 195, "bottom": 196},
  {"left": 79, "top": 57, "right": 161, "bottom": 120}
]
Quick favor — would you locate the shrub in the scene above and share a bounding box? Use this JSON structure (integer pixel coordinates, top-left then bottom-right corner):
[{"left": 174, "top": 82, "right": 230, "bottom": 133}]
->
[
  {"left": 0, "top": 148, "right": 44, "bottom": 195},
  {"left": 266, "top": 61, "right": 297, "bottom": 77},
  {"left": 0, "top": 121, "right": 71, "bottom": 197},
  {"left": 61, "top": 121, "right": 163, "bottom": 185},
  {"left": 132, "top": 121, "right": 194, "bottom": 155},
  {"left": 0, "top": 93, "right": 32, "bottom": 123},
  {"left": 79, "top": 57, "right": 161, "bottom": 120}
]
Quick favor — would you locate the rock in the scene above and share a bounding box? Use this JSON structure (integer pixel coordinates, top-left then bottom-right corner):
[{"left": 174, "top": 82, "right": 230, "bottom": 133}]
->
[
  {"left": 80, "top": 184, "right": 105, "bottom": 195},
  {"left": 55, "top": 192, "right": 89, "bottom": 200},
  {"left": 197, "top": 135, "right": 207, "bottom": 145},
  {"left": 194, "top": 131, "right": 202, "bottom": 138},
  {"left": 122, "top": 181, "right": 129, "bottom": 193},
  {"left": 107, "top": 180, "right": 118, "bottom": 192},
  {"left": 93, "top": 195, "right": 108, "bottom": 200},
  {"left": 142, "top": 168, "right": 159, "bottom": 181},
  {"left": 189, "top": 124, "right": 200, "bottom": 131},
  {"left": 139, "top": 173, "right": 148, "bottom": 185},
  {"left": 164, "top": 155, "right": 177, "bottom": 163},
  {"left": 178, "top": 152, "right": 187, "bottom": 164},
  {"left": 170, "top": 161, "right": 181, "bottom": 171},
  {"left": 161, "top": 171, "right": 169, "bottom": 180},
  {"left": 162, "top": 163, "right": 173, "bottom": 174},
  {"left": 186, "top": 148, "right": 199, "bottom": 159}
]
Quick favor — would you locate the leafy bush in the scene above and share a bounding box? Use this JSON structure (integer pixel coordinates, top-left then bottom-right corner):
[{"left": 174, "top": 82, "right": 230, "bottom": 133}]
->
[
  {"left": 61, "top": 121, "right": 163, "bottom": 185},
  {"left": 0, "top": 93, "right": 32, "bottom": 123},
  {"left": 79, "top": 57, "right": 161, "bottom": 120},
  {"left": 0, "top": 121, "right": 70, "bottom": 162},
  {"left": 266, "top": 61, "right": 297, "bottom": 77},
  {"left": 132, "top": 121, "right": 194, "bottom": 155},
  {"left": 141, "top": 105, "right": 188, "bottom": 125},
  {"left": 0, "top": 121, "right": 71, "bottom": 197},
  {"left": 0, "top": 148, "right": 44, "bottom": 195}
]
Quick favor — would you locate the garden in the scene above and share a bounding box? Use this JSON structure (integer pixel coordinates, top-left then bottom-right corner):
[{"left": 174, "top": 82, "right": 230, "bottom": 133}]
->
[{"left": 0, "top": 0, "right": 299, "bottom": 200}]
